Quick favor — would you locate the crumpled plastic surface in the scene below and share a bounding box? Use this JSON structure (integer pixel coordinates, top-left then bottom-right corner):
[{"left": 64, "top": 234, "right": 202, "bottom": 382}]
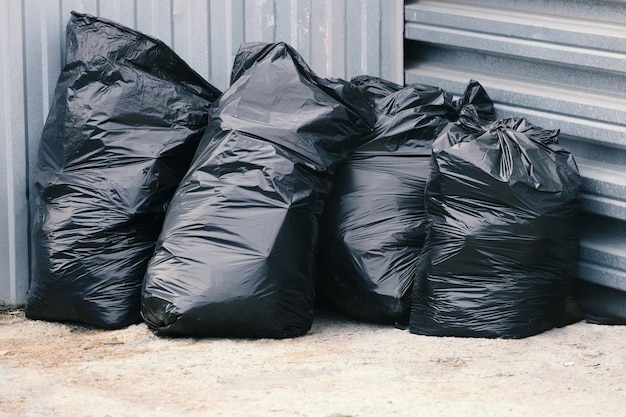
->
[
  {"left": 141, "top": 42, "right": 373, "bottom": 339},
  {"left": 26, "top": 12, "right": 221, "bottom": 329},
  {"left": 316, "top": 77, "right": 493, "bottom": 324},
  {"left": 410, "top": 115, "right": 581, "bottom": 338}
]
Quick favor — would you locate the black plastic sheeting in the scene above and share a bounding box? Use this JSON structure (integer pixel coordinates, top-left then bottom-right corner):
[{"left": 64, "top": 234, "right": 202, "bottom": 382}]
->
[
  {"left": 26, "top": 12, "right": 221, "bottom": 329},
  {"left": 141, "top": 42, "right": 373, "bottom": 339},
  {"left": 410, "top": 115, "right": 582, "bottom": 338},
  {"left": 317, "top": 77, "right": 494, "bottom": 324}
]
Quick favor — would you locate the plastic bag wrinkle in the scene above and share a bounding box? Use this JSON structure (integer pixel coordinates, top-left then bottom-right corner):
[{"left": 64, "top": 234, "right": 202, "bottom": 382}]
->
[
  {"left": 26, "top": 12, "right": 221, "bottom": 329},
  {"left": 316, "top": 78, "right": 495, "bottom": 324},
  {"left": 141, "top": 42, "right": 372, "bottom": 338},
  {"left": 410, "top": 114, "right": 581, "bottom": 338}
]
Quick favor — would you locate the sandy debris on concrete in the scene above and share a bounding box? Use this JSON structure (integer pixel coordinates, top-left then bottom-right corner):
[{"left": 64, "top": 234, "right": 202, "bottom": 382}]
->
[{"left": 1, "top": 308, "right": 625, "bottom": 417}]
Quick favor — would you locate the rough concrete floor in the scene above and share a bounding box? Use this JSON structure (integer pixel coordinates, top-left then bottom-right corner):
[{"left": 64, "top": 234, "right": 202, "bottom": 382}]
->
[{"left": 1, "top": 309, "right": 625, "bottom": 417}]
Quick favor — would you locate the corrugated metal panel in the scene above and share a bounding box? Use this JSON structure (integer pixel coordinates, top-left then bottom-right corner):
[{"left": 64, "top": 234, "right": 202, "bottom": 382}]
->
[
  {"left": 404, "top": 0, "right": 626, "bottom": 321},
  {"left": 1, "top": 0, "right": 29, "bottom": 309},
  {"left": 0, "top": 0, "right": 403, "bottom": 308}
]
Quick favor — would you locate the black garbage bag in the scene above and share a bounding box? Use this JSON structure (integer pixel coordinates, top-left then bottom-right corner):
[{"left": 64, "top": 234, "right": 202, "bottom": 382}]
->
[
  {"left": 410, "top": 115, "right": 581, "bottom": 338},
  {"left": 316, "top": 77, "right": 493, "bottom": 324},
  {"left": 141, "top": 42, "right": 373, "bottom": 338},
  {"left": 26, "top": 12, "right": 221, "bottom": 329}
]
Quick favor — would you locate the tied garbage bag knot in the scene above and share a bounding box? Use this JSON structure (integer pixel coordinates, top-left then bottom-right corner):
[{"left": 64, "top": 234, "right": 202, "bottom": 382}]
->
[{"left": 410, "top": 113, "right": 582, "bottom": 339}]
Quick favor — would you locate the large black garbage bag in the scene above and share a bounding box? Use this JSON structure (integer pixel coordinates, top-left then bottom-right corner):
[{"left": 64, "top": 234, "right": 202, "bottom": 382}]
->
[
  {"left": 141, "top": 42, "right": 373, "bottom": 338},
  {"left": 317, "top": 77, "right": 493, "bottom": 324},
  {"left": 410, "top": 116, "right": 581, "bottom": 338},
  {"left": 26, "top": 12, "right": 221, "bottom": 329}
]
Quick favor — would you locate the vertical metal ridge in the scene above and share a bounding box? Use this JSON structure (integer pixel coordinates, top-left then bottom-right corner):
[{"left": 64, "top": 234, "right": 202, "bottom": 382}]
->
[
  {"left": 169, "top": 0, "right": 175, "bottom": 50},
  {"left": 1, "top": 0, "right": 28, "bottom": 307},
  {"left": 20, "top": 0, "right": 32, "bottom": 299},
  {"left": 206, "top": 0, "right": 212, "bottom": 82},
  {"left": 57, "top": 0, "right": 64, "bottom": 64},
  {"left": 133, "top": 0, "right": 138, "bottom": 31}
]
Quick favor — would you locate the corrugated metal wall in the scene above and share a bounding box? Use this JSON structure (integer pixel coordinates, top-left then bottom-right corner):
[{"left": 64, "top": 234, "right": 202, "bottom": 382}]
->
[
  {"left": 0, "top": 0, "right": 403, "bottom": 308},
  {"left": 7, "top": 0, "right": 622, "bottom": 321},
  {"left": 404, "top": 0, "right": 626, "bottom": 321}
]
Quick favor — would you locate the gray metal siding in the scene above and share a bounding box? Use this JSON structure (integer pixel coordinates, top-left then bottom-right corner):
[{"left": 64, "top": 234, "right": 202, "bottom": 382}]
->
[
  {"left": 1, "top": 0, "right": 29, "bottom": 308},
  {"left": 405, "top": 0, "right": 626, "bottom": 320},
  {"left": 0, "top": 0, "right": 403, "bottom": 308}
]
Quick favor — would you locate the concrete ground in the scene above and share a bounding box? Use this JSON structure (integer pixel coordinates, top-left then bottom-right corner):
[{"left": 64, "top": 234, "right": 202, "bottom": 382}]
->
[{"left": 1, "top": 308, "right": 624, "bottom": 417}]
